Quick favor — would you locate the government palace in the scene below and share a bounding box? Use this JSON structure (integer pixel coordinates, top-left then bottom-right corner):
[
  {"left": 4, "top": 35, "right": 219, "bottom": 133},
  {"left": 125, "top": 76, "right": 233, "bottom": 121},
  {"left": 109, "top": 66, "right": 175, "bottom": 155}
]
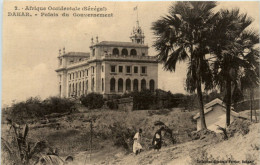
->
[{"left": 55, "top": 20, "right": 158, "bottom": 98}]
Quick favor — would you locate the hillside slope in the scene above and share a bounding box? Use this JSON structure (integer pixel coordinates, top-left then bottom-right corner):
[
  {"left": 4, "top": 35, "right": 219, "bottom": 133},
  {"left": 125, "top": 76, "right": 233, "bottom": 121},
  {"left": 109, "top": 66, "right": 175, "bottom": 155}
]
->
[{"left": 72, "top": 122, "right": 259, "bottom": 165}]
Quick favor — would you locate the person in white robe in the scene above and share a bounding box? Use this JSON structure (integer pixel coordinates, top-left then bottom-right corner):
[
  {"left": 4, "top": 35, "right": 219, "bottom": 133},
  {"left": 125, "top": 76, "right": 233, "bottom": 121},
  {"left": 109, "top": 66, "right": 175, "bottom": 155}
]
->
[{"left": 133, "top": 129, "right": 143, "bottom": 155}]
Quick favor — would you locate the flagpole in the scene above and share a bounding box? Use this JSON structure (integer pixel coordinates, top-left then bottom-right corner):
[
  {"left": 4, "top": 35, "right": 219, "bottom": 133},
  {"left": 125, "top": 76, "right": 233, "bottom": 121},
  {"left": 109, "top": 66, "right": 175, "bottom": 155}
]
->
[{"left": 137, "top": 5, "right": 138, "bottom": 24}]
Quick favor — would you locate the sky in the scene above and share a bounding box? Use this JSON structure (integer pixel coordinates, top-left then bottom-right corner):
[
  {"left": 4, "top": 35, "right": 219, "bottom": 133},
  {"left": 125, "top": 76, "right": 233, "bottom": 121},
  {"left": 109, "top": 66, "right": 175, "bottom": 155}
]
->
[{"left": 2, "top": 1, "right": 260, "bottom": 106}]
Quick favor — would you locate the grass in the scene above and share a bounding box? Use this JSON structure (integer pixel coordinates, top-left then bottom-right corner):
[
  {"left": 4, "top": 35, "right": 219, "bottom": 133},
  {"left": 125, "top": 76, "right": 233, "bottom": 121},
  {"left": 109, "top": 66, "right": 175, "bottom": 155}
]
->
[{"left": 4, "top": 108, "right": 196, "bottom": 158}]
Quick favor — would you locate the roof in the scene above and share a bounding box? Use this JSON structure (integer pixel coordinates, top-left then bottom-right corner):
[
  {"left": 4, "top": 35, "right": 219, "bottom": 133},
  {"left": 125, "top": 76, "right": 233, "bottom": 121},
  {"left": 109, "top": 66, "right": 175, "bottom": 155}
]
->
[
  {"left": 193, "top": 98, "right": 239, "bottom": 120},
  {"left": 61, "top": 52, "right": 90, "bottom": 57},
  {"left": 94, "top": 41, "right": 149, "bottom": 48},
  {"left": 204, "top": 98, "right": 225, "bottom": 109}
]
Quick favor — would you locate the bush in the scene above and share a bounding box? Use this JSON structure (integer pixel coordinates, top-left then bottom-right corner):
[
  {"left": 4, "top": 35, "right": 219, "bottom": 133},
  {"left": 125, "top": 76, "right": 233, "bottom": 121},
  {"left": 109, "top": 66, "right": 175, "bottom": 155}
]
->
[
  {"left": 80, "top": 93, "right": 104, "bottom": 109},
  {"left": 8, "top": 97, "right": 75, "bottom": 124},
  {"left": 106, "top": 100, "right": 118, "bottom": 109},
  {"left": 108, "top": 122, "right": 135, "bottom": 150},
  {"left": 227, "top": 119, "right": 251, "bottom": 137},
  {"left": 42, "top": 97, "right": 75, "bottom": 114},
  {"left": 131, "top": 89, "right": 155, "bottom": 110}
]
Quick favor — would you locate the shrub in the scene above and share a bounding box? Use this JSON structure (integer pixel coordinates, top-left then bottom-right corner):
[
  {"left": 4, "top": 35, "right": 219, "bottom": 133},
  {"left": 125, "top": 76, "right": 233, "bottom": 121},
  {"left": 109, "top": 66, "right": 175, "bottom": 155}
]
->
[
  {"left": 8, "top": 97, "right": 75, "bottom": 124},
  {"left": 106, "top": 100, "right": 118, "bottom": 109},
  {"left": 42, "top": 97, "right": 75, "bottom": 114},
  {"left": 108, "top": 122, "right": 135, "bottom": 150},
  {"left": 80, "top": 93, "right": 104, "bottom": 109},
  {"left": 131, "top": 89, "right": 155, "bottom": 110}
]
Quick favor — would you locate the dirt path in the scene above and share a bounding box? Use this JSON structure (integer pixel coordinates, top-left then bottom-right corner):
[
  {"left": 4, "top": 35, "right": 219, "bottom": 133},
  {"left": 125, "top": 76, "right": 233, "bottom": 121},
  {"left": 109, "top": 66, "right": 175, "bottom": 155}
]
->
[{"left": 70, "top": 139, "right": 211, "bottom": 165}]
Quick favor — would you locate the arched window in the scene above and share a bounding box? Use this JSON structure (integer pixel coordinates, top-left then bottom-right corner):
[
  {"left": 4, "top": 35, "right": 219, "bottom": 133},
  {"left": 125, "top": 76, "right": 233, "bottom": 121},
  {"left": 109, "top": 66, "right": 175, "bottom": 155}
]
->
[
  {"left": 112, "top": 48, "right": 119, "bottom": 55},
  {"left": 118, "top": 78, "right": 123, "bottom": 92},
  {"left": 75, "top": 83, "right": 78, "bottom": 96},
  {"left": 79, "top": 82, "right": 81, "bottom": 96},
  {"left": 110, "top": 78, "right": 116, "bottom": 92},
  {"left": 122, "top": 49, "right": 128, "bottom": 56},
  {"left": 141, "top": 79, "right": 146, "bottom": 90},
  {"left": 92, "top": 78, "right": 95, "bottom": 91},
  {"left": 149, "top": 79, "right": 155, "bottom": 92},
  {"left": 69, "top": 84, "right": 71, "bottom": 97},
  {"left": 82, "top": 81, "right": 85, "bottom": 95},
  {"left": 86, "top": 80, "right": 88, "bottom": 94},
  {"left": 59, "top": 85, "right": 62, "bottom": 96},
  {"left": 102, "top": 78, "right": 104, "bottom": 92},
  {"left": 93, "top": 48, "right": 95, "bottom": 56},
  {"left": 126, "top": 79, "right": 131, "bottom": 92},
  {"left": 133, "top": 79, "right": 138, "bottom": 91},
  {"left": 72, "top": 83, "right": 75, "bottom": 96},
  {"left": 130, "top": 49, "right": 137, "bottom": 56}
]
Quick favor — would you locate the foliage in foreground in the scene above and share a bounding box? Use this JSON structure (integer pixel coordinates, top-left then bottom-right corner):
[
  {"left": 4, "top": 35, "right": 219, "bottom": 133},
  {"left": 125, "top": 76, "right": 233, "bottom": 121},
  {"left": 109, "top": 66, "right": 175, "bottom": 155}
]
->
[{"left": 1, "top": 119, "right": 61, "bottom": 165}]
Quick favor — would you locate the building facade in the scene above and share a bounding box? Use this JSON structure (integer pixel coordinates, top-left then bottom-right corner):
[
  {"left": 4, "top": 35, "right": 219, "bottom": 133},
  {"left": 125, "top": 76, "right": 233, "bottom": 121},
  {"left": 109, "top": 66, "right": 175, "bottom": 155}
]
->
[{"left": 55, "top": 21, "right": 158, "bottom": 98}]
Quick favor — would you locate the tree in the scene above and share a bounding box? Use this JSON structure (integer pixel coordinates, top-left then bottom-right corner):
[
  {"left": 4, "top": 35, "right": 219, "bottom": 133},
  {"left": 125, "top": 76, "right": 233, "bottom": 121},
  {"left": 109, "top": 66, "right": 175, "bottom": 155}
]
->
[
  {"left": 241, "top": 61, "right": 259, "bottom": 122},
  {"left": 211, "top": 9, "right": 259, "bottom": 126},
  {"left": 152, "top": 2, "right": 218, "bottom": 129}
]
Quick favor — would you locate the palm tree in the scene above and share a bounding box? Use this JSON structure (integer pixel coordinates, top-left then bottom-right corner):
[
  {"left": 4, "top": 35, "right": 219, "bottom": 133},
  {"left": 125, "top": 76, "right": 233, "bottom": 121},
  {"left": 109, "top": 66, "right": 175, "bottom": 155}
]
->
[
  {"left": 211, "top": 9, "right": 259, "bottom": 126},
  {"left": 152, "top": 2, "right": 218, "bottom": 129}
]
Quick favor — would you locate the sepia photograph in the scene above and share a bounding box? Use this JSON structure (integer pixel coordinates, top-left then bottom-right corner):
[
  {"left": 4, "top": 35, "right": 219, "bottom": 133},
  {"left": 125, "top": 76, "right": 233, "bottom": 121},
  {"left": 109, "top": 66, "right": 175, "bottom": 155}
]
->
[{"left": 1, "top": 1, "right": 260, "bottom": 165}]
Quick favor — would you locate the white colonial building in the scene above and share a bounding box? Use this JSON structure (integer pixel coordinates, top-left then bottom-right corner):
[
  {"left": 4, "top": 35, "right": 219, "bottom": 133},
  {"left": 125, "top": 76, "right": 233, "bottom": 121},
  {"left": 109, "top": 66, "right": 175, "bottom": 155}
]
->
[{"left": 55, "top": 21, "right": 158, "bottom": 98}]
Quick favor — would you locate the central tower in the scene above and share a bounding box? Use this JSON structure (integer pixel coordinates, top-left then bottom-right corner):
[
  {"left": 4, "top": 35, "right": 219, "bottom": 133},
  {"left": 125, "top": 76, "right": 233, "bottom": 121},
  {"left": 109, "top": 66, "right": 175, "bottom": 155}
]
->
[{"left": 130, "top": 20, "right": 145, "bottom": 44}]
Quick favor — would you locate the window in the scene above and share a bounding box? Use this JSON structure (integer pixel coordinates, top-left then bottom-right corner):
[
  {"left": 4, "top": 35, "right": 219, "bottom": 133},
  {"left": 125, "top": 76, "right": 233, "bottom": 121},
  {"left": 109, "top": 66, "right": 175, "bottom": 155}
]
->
[
  {"left": 93, "top": 48, "right": 95, "bottom": 56},
  {"left": 111, "top": 65, "right": 116, "bottom": 73},
  {"left": 92, "top": 78, "right": 94, "bottom": 91},
  {"left": 134, "top": 79, "right": 138, "bottom": 91},
  {"left": 80, "top": 71, "right": 81, "bottom": 78},
  {"left": 102, "top": 78, "right": 104, "bottom": 91},
  {"left": 130, "top": 49, "right": 137, "bottom": 56},
  {"left": 82, "top": 81, "right": 85, "bottom": 94},
  {"left": 69, "top": 84, "right": 71, "bottom": 97},
  {"left": 79, "top": 82, "right": 81, "bottom": 96},
  {"left": 126, "top": 79, "right": 131, "bottom": 91},
  {"left": 141, "top": 66, "right": 147, "bottom": 74},
  {"left": 86, "top": 80, "right": 88, "bottom": 93},
  {"left": 110, "top": 78, "right": 116, "bottom": 92},
  {"left": 142, "top": 53, "right": 145, "bottom": 56},
  {"left": 150, "top": 80, "right": 155, "bottom": 91},
  {"left": 113, "top": 48, "right": 119, "bottom": 55},
  {"left": 86, "top": 70, "right": 88, "bottom": 76},
  {"left": 102, "top": 65, "right": 104, "bottom": 72},
  {"left": 119, "top": 66, "right": 123, "bottom": 73},
  {"left": 92, "top": 67, "right": 95, "bottom": 74},
  {"left": 134, "top": 66, "right": 138, "bottom": 73},
  {"left": 141, "top": 79, "right": 146, "bottom": 90},
  {"left": 118, "top": 78, "right": 123, "bottom": 92},
  {"left": 83, "top": 71, "right": 85, "bottom": 77},
  {"left": 122, "top": 49, "right": 128, "bottom": 56},
  {"left": 126, "top": 66, "right": 131, "bottom": 74},
  {"left": 69, "top": 74, "right": 71, "bottom": 80},
  {"left": 73, "top": 73, "right": 74, "bottom": 79}
]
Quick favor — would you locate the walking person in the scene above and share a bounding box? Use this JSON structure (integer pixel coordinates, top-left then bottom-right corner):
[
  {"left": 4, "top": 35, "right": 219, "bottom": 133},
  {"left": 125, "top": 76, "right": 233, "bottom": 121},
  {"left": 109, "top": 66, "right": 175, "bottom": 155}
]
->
[
  {"left": 133, "top": 129, "right": 143, "bottom": 155},
  {"left": 152, "top": 127, "right": 163, "bottom": 151}
]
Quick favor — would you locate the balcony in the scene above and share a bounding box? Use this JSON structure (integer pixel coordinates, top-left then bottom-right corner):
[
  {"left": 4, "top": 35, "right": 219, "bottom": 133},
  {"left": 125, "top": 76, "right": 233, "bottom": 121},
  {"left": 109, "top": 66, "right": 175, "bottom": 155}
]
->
[
  {"left": 67, "top": 58, "right": 89, "bottom": 69},
  {"left": 101, "top": 54, "right": 157, "bottom": 62}
]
